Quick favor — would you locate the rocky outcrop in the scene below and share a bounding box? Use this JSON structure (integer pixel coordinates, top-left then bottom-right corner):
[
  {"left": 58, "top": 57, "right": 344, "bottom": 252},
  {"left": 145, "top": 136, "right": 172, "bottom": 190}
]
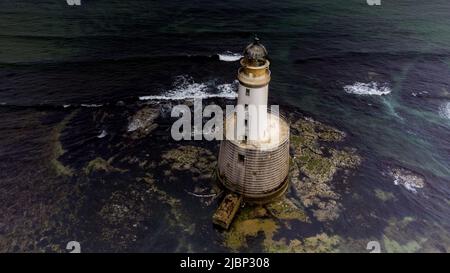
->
[
  {"left": 388, "top": 167, "right": 425, "bottom": 193},
  {"left": 127, "top": 107, "right": 160, "bottom": 139},
  {"left": 290, "top": 117, "right": 361, "bottom": 222}
]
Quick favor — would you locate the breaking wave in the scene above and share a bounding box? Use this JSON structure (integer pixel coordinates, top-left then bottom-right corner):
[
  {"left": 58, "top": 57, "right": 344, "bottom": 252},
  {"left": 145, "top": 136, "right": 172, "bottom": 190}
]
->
[
  {"left": 344, "top": 82, "right": 392, "bottom": 96},
  {"left": 217, "top": 81, "right": 239, "bottom": 97},
  {"left": 97, "top": 130, "right": 107, "bottom": 138},
  {"left": 411, "top": 91, "right": 429, "bottom": 97},
  {"left": 218, "top": 51, "right": 242, "bottom": 62},
  {"left": 439, "top": 102, "right": 450, "bottom": 120},
  {"left": 388, "top": 167, "right": 425, "bottom": 194},
  {"left": 81, "top": 103, "right": 103, "bottom": 108},
  {"left": 139, "top": 76, "right": 237, "bottom": 101}
]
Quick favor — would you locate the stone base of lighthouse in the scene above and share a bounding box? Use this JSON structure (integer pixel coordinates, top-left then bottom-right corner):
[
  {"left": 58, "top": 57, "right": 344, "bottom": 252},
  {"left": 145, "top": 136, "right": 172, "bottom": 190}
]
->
[{"left": 217, "top": 112, "right": 290, "bottom": 204}]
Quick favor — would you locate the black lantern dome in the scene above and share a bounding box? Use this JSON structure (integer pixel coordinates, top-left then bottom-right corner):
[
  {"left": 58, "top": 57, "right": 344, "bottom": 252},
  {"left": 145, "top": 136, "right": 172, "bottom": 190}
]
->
[{"left": 243, "top": 36, "right": 268, "bottom": 66}]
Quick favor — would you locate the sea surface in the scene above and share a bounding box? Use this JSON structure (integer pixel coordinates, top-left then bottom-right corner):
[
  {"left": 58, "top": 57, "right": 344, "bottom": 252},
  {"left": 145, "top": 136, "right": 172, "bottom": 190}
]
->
[{"left": 0, "top": 0, "right": 449, "bottom": 252}]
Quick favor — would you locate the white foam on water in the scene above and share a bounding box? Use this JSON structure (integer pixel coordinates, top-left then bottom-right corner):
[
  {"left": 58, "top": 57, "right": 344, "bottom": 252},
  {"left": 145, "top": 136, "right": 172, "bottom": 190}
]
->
[
  {"left": 389, "top": 168, "right": 425, "bottom": 194},
  {"left": 216, "top": 80, "right": 239, "bottom": 98},
  {"left": 344, "top": 82, "right": 392, "bottom": 96},
  {"left": 438, "top": 102, "right": 450, "bottom": 120},
  {"left": 97, "top": 130, "right": 107, "bottom": 138},
  {"left": 218, "top": 51, "right": 243, "bottom": 62},
  {"left": 393, "top": 177, "right": 422, "bottom": 193},
  {"left": 81, "top": 103, "right": 103, "bottom": 108},
  {"left": 139, "top": 76, "right": 237, "bottom": 101},
  {"left": 411, "top": 91, "right": 428, "bottom": 97}
]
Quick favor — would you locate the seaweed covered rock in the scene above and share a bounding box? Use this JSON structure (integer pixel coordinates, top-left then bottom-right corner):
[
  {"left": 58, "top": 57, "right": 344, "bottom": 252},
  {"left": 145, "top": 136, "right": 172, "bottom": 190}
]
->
[
  {"left": 223, "top": 197, "right": 310, "bottom": 251},
  {"left": 84, "top": 157, "right": 127, "bottom": 175},
  {"left": 161, "top": 145, "right": 217, "bottom": 175},
  {"left": 127, "top": 107, "right": 160, "bottom": 139},
  {"left": 223, "top": 205, "right": 279, "bottom": 251},
  {"left": 268, "top": 233, "right": 341, "bottom": 253},
  {"left": 266, "top": 198, "right": 309, "bottom": 222},
  {"left": 388, "top": 167, "right": 425, "bottom": 193},
  {"left": 97, "top": 183, "right": 156, "bottom": 249},
  {"left": 224, "top": 204, "right": 339, "bottom": 252},
  {"left": 221, "top": 116, "right": 362, "bottom": 251},
  {"left": 381, "top": 217, "right": 424, "bottom": 253},
  {"left": 289, "top": 117, "right": 361, "bottom": 222}
]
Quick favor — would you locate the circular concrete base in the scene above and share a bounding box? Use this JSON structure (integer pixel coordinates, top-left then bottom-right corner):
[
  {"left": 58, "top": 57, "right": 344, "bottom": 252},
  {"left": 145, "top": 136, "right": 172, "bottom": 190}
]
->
[{"left": 215, "top": 167, "right": 290, "bottom": 205}]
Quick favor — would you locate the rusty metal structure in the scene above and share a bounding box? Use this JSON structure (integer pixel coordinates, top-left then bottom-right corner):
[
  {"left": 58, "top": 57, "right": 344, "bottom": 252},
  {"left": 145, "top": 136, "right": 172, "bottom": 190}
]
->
[{"left": 212, "top": 193, "right": 243, "bottom": 229}]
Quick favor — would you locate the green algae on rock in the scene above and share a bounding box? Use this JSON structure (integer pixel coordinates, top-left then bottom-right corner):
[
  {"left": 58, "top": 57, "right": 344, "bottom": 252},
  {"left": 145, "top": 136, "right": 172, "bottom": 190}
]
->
[
  {"left": 266, "top": 198, "right": 310, "bottom": 222},
  {"left": 383, "top": 235, "right": 425, "bottom": 253},
  {"left": 290, "top": 118, "right": 345, "bottom": 147},
  {"left": 223, "top": 197, "right": 311, "bottom": 251},
  {"left": 161, "top": 145, "right": 217, "bottom": 175},
  {"left": 268, "top": 233, "right": 341, "bottom": 253},
  {"left": 160, "top": 145, "right": 220, "bottom": 206},
  {"left": 289, "top": 117, "right": 361, "bottom": 222},
  {"left": 225, "top": 218, "right": 279, "bottom": 250},
  {"left": 84, "top": 157, "right": 127, "bottom": 175},
  {"left": 224, "top": 213, "right": 279, "bottom": 251},
  {"left": 379, "top": 216, "right": 450, "bottom": 253},
  {"left": 337, "top": 215, "right": 450, "bottom": 253},
  {"left": 50, "top": 111, "right": 78, "bottom": 177}
]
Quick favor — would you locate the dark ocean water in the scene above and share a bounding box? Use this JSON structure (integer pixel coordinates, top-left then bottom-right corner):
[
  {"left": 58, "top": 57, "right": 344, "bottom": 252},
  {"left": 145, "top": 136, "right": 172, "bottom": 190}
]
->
[{"left": 0, "top": 0, "right": 449, "bottom": 252}]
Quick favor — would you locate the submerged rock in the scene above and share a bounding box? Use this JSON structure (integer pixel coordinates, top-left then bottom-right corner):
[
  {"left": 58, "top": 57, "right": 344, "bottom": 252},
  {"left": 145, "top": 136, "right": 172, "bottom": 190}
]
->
[
  {"left": 50, "top": 111, "right": 77, "bottom": 177},
  {"left": 379, "top": 216, "right": 450, "bottom": 253},
  {"left": 84, "top": 157, "right": 127, "bottom": 175},
  {"left": 97, "top": 183, "right": 155, "bottom": 248},
  {"left": 268, "top": 233, "right": 341, "bottom": 253},
  {"left": 381, "top": 217, "right": 425, "bottom": 253},
  {"left": 374, "top": 189, "right": 396, "bottom": 202},
  {"left": 383, "top": 235, "right": 424, "bottom": 253},
  {"left": 139, "top": 174, "right": 195, "bottom": 235}
]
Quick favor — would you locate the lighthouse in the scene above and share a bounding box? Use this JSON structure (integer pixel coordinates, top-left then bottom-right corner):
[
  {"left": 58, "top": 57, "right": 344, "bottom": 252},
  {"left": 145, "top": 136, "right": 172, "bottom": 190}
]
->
[{"left": 217, "top": 37, "right": 290, "bottom": 204}]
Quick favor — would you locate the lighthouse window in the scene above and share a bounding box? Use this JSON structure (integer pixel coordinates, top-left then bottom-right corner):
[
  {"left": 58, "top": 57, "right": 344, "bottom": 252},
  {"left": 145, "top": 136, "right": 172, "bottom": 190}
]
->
[
  {"left": 245, "top": 88, "right": 250, "bottom": 96},
  {"left": 238, "top": 153, "right": 245, "bottom": 163}
]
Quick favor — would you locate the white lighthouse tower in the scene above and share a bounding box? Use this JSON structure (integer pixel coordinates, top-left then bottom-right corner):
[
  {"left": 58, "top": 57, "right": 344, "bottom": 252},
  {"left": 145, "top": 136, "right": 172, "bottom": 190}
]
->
[{"left": 217, "top": 37, "right": 290, "bottom": 203}]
